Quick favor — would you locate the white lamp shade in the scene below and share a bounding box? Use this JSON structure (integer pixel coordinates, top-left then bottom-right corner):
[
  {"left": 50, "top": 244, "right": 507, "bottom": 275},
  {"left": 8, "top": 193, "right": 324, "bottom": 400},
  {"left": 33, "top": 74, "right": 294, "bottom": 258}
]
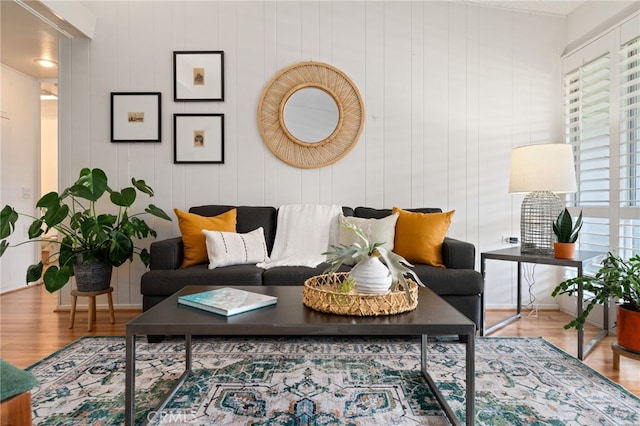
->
[{"left": 509, "top": 143, "right": 577, "bottom": 194}]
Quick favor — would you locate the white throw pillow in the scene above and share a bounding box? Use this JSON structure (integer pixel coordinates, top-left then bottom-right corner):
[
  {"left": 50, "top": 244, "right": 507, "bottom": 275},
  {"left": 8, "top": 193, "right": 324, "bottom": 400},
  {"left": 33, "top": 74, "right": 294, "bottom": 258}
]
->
[
  {"left": 338, "top": 213, "right": 399, "bottom": 265},
  {"left": 202, "top": 227, "right": 269, "bottom": 269}
]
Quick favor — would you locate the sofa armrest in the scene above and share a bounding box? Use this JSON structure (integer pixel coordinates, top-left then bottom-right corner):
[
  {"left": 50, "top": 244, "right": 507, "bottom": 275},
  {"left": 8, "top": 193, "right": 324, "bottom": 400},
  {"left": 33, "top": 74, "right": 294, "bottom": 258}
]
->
[
  {"left": 149, "top": 237, "right": 184, "bottom": 270},
  {"left": 441, "top": 237, "right": 476, "bottom": 270}
]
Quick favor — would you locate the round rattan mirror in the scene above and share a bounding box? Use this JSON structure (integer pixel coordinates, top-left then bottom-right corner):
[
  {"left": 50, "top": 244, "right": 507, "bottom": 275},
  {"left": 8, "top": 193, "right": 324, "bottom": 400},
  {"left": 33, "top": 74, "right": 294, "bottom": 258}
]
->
[{"left": 258, "top": 61, "right": 364, "bottom": 169}]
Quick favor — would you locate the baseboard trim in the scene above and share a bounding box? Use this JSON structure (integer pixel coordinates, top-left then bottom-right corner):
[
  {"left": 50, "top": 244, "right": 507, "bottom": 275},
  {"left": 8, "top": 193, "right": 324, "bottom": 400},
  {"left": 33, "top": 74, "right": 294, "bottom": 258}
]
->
[{"left": 486, "top": 304, "right": 558, "bottom": 311}]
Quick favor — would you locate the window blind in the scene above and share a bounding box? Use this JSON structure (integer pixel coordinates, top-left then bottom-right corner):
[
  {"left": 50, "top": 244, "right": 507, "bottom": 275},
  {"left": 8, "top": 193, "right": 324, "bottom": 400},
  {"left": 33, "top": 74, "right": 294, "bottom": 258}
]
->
[
  {"left": 619, "top": 37, "right": 640, "bottom": 257},
  {"left": 565, "top": 54, "right": 611, "bottom": 207},
  {"left": 619, "top": 37, "right": 639, "bottom": 208}
]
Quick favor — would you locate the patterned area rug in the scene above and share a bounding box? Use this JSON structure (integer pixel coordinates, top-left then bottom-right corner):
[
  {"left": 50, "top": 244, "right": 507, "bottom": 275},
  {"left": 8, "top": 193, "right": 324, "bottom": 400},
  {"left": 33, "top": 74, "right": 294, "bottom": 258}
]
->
[{"left": 27, "top": 336, "right": 639, "bottom": 425}]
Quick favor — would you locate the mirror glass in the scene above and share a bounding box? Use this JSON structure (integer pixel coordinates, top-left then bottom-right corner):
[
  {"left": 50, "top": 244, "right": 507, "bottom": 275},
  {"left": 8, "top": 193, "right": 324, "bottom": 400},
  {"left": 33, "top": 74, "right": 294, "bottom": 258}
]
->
[{"left": 283, "top": 88, "right": 339, "bottom": 143}]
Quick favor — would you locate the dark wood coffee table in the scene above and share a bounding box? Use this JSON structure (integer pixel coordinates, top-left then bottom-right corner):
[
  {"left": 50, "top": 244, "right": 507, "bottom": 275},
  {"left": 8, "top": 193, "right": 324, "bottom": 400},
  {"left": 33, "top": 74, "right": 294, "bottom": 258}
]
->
[{"left": 125, "top": 285, "right": 476, "bottom": 425}]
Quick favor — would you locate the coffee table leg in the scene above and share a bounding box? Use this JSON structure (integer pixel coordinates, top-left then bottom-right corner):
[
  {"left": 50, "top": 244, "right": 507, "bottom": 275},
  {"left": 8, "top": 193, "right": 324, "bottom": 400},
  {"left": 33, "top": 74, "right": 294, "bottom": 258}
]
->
[
  {"left": 421, "top": 334, "right": 475, "bottom": 426},
  {"left": 186, "top": 334, "right": 192, "bottom": 370},
  {"left": 144, "top": 335, "right": 194, "bottom": 425},
  {"left": 466, "top": 332, "right": 475, "bottom": 426},
  {"left": 125, "top": 331, "right": 136, "bottom": 426},
  {"left": 421, "top": 334, "right": 428, "bottom": 372}
]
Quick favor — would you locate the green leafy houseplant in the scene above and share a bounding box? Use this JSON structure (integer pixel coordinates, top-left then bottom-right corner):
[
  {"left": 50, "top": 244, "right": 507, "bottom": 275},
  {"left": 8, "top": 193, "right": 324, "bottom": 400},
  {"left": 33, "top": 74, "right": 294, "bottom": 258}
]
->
[
  {"left": 323, "top": 221, "right": 424, "bottom": 302},
  {"left": 553, "top": 208, "right": 583, "bottom": 243},
  {"left": 551, "top": 252, "right": 640, "bottom": 330},
  {"left": 0, "top": 168, "right": 171, "bottom": 293}
]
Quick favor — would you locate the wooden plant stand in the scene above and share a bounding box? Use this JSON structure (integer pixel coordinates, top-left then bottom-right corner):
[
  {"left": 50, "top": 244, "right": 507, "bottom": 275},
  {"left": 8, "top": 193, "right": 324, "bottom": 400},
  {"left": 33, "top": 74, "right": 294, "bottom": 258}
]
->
[
  {"left": 612, "top": 342, "right": 640, "bottom": 369},
  {"left": 69, "top": 287, "right": 115, "bottom": 331}
]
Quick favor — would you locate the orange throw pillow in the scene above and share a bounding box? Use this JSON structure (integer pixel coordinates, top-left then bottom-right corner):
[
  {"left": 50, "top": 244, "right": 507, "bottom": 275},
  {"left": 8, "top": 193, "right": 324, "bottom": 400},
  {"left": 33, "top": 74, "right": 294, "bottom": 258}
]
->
[
  {"left": 174, "top": 208, "right": 237, "bottom": 268},
  {"left": 391, "top": 207, "right": 455, "bottom": 268}
]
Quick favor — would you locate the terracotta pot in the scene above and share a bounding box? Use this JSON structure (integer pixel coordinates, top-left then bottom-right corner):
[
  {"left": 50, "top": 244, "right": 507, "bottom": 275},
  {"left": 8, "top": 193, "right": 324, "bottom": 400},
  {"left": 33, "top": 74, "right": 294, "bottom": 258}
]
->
[
  {"left": 553, "top": 242, "right": 575, "bottom": 259},
  {"left": 617, "top": 304, "right": 640, "bottom": 353}
]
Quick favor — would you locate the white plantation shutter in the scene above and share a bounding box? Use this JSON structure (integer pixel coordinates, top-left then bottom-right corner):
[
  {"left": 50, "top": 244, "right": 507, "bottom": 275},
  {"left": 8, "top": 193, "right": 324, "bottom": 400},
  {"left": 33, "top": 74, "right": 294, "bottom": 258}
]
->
[
  {"left": 563, "top": 21, "right": 640, "bottom": 258},
  {"left": 619, "top": 37, "right": 640, "bottom": 257},
  {"left": 565, "top": 54, "right": 611, "bottom": 208},
  {"left": 564, "top": 55, "right": 612, "bottom": 253}
]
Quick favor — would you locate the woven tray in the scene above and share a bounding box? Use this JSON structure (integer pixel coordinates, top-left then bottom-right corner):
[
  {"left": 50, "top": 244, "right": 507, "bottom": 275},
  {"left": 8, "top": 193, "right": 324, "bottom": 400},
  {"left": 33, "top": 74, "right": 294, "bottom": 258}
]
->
[{"left": 303, "top": 273, "right": 418, "bottom": 316}]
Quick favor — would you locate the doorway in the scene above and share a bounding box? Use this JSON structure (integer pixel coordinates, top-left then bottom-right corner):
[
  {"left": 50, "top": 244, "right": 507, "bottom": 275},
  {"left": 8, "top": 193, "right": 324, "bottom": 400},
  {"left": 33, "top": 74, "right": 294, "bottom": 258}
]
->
[{"left": 40, "top": 81, "right": 58, "bottom": 266}]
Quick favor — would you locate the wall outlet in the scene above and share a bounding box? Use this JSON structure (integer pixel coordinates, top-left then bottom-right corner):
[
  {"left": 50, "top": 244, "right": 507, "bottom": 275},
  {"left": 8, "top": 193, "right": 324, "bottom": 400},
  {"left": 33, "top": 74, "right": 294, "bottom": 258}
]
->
[{"left": 22, "top": 186, "right": 32, "bottom": 199}]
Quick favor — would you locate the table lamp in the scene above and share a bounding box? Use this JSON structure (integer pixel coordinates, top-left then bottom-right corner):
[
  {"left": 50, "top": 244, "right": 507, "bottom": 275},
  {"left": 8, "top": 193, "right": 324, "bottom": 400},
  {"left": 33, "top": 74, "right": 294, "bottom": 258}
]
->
[{"left": 509, "top": 143, "right": 577, "bottom": 254}]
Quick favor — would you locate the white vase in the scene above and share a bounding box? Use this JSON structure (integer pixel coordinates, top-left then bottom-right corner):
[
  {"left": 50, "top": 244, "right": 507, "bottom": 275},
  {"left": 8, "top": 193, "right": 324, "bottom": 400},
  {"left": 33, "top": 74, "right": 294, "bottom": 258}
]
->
[{"left": 349, "top": 256, "right": 392, "bottom": 294}]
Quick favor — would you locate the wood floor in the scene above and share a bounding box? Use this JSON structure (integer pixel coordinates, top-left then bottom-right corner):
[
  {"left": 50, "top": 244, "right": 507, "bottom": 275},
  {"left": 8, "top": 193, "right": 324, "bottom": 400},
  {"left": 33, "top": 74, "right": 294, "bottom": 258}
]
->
[{"left": 1, "top": 284, "right": 638, "bottom": 397}]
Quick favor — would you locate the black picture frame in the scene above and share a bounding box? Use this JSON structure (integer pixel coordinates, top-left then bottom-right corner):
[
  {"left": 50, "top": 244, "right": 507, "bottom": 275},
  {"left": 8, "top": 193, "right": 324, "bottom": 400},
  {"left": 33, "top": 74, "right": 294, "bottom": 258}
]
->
[
  {"left": 174, "top": 51, "right": 224, "bottom": 101},
  {"left": 110, "top": 92, "right": 161, "bottom": 142},
  {"left": 174, "top": 113, "right": 224, "bottom": 164}
]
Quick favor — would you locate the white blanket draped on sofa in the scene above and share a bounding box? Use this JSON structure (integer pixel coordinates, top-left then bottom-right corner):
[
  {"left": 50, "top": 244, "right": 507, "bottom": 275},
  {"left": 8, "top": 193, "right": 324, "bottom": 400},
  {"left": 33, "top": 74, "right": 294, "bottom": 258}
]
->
[{"left": 257, "top": 204, "right": 342, "bottom": 269}]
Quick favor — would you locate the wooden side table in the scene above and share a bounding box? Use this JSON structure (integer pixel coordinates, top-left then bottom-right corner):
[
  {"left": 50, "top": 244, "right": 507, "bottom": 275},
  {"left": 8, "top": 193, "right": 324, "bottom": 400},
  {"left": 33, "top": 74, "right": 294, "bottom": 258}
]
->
[
  {"left": 69, "top": 287, "right": 115, "bottom": 331},
  {"left": 612, "top": 342, "right": 640, "bottom": 369}
]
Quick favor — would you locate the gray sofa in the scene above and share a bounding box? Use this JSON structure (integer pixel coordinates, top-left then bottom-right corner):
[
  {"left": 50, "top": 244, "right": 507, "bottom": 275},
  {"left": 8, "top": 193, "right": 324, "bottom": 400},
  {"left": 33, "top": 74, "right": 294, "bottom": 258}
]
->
[{"left": 140, "top": 205, "right": 483, "bottom": 328}]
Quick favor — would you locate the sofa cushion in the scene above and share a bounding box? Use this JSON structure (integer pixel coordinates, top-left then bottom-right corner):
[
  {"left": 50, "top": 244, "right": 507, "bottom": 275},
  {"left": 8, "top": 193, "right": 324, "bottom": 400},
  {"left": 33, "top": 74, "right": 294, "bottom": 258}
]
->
[
  {"left": 392, "top": 207, "right": 454, "bottom": 268},
  {"left": 341, "top": 206, "right": 355, "bottom": 217},
  {"left": 190, "top": 205, "right": 278, "bottom": 254},
  {"left": 354, "top": 207, "right": 441, "bottom": 219},
  {"left": 262, "top": 263, "right": 347, "bottom": 286},
  {"left": 175, "top": 208, "right": 237, "bottom": 268},
  {"left": 141, "top": 264, "right": 264, "bottom": 297},
  {"left": 203, "top": 227, "right": 269, "bottom": 269}
]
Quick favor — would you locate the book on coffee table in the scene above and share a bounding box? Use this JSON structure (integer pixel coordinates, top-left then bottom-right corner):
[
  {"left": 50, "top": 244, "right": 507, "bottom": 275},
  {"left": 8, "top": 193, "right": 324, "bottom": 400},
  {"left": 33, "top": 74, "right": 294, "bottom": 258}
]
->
[{"left": 177, "top": 287, "right": 277, "bottom": 316}]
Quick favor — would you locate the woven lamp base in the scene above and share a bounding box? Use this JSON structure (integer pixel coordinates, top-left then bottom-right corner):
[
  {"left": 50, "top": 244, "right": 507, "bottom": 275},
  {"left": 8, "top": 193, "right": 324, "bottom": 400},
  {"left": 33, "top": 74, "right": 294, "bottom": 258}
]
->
[
  {"left": 303, "top": 273, "right": 418, "bottom": 316},
  {"left": 520, "top": 190, "right": 563, "bottom": 254}
]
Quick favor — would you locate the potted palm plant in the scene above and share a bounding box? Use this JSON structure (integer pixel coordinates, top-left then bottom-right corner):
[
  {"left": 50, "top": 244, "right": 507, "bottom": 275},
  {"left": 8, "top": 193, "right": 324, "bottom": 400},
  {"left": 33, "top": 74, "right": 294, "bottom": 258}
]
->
[
  {"left": 323, "top": 220, "right": 424, "bottom": 303},
  {"left": 552, "top": 208, "right": 583, "bottom": 259},
  {"left": 551, "top": 252, "right": 640, "bottom": 352},
  {"left": 0, "top": 168, "right": 171, "bottom": 293}
]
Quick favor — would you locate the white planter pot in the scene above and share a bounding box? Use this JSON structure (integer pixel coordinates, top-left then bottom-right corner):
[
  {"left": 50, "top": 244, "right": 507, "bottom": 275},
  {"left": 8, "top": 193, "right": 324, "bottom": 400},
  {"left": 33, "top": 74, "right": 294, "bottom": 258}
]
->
[{"left": 349, "top": 256, "right": 392, "bottom": 294}]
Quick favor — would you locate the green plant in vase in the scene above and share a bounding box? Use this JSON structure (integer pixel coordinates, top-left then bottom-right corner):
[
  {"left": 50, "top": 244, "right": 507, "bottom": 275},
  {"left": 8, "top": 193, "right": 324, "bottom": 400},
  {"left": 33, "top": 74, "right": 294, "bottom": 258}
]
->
[
  {"left": 338, "top": 275, "right": 357, "bottom": 294},
  {"left": 323, "top": 221, "right": 424, "bottom": 302},
  {"left": 551, "top": 252, "right": 640, "bottom": 352},
  {"left": 553, "top": 208, "right": 583, "bottom": 243},
  {"left": 0, "top": 168, "right": 171, "bottom": 293},
  {"left": 552, "top": 208, "right": 582, "bottom": 259}
]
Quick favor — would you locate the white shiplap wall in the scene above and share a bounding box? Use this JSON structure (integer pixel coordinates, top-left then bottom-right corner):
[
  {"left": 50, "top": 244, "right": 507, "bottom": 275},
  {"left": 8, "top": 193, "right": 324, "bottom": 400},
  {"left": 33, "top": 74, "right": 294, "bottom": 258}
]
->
[{"left": 57, "top": 1, "right": 565, "bottom": 309}]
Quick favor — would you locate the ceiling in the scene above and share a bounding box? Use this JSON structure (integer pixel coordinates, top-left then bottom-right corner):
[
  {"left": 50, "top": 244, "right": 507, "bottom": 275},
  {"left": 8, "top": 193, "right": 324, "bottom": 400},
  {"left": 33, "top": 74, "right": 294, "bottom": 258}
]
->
[
  {"left": 1, "top": 0, "right": 585, "bottom": 85},
  {"left": 1, "top": 1, "right": 61, "bottom": 81}
]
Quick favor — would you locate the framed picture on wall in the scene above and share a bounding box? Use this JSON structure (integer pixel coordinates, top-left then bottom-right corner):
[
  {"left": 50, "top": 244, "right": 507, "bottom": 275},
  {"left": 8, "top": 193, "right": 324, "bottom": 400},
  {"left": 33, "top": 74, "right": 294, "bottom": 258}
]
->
[
  {"left": 110, "top": 92, "right": 161, "bottom": 142},
  {"left": 174, "top": 51, "right": 224, "bottom": 101},
  {"left": 174, "top": 113, "right": 224, "bottom": 164}
]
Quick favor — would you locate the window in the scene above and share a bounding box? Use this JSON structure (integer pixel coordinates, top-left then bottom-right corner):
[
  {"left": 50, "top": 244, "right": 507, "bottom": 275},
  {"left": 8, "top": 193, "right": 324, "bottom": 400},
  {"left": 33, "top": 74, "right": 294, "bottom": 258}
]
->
[
  {"left": 563, "top": 19, "right": 640, "bottom": 259},
  {"left": 565, "top": 54, "right": 610, "bottom": 209},
  {"left": 619, "top": 37, "right": 639, "bottom": 258}
]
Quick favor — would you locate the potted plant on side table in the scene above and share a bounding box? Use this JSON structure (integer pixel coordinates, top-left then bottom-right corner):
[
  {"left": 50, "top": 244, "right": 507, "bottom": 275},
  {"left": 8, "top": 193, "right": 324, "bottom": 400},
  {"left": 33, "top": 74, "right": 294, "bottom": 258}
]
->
[
  {"left": 552, "top": 208, "right": 583, "bottom": 259},
  {"left": 0, "top": 168, "right": 171, "bottom": 293},
  {"left": 551, "top": 252, "right": 640, "bottom": 353}
]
